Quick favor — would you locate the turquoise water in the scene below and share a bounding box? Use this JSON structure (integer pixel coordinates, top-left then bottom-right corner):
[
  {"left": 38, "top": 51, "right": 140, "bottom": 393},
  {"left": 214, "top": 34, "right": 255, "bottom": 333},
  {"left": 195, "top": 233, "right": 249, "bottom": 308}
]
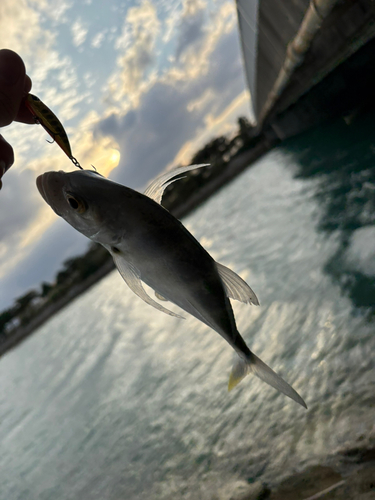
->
[{"left": 1, "top": 112, "right": 375, "bottom": 499}]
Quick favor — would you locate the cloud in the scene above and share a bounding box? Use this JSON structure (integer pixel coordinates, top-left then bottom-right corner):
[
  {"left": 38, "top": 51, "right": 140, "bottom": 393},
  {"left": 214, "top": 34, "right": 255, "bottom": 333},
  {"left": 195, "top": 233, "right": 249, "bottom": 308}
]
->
[
  {"left": 108, "top": 0, "right": 161, "bottom": 102},
  {"left": 174, "top": 2, "right": 237, "bottom": 79},
  {"left": 91, "top": 30, "right": 106, "bottom": 49},
  {"left": 0, "top": 0, "right": 53, "bottom": 57},
  {"left": 0, "top": 169, "right": 40, "bottom": 244},
  {"left": 39, "top": 0, "right": 73, "bottom": 27},
  {"left": 96, "top": 5, "right": 248, "bottom": 189},
  {"left": 98, "top": 80, "right": 203, "bottom": 188},
  {"left": 71, "top": 19, "right": 88, "bottom": 47},
  {"left": 1, "top": 0, "right": 88, "bottom": 161},
  {"left": 174, "top": 90, "right": 252, "bottom": 165},
  {"left": 175, "top": 0, "right": 206, "bottom": 60}
]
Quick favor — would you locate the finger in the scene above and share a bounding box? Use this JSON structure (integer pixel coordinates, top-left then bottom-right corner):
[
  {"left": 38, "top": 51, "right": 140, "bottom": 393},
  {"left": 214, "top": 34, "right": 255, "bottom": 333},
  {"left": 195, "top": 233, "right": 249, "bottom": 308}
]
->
[
  {"left": 15, "top": 75, "right": 35, "bottom": 124},
  {"left": 15, "top": 99, "right": 36, "bottom": 124},
  {"left": 24, "top": 74, "right": 32, "bottom": 94},
  {"left": 0, "top": 49, "right": 28, "bottom": 127},
  {"left": 0, "top": 134, "right": 14, "bottom": 175}
]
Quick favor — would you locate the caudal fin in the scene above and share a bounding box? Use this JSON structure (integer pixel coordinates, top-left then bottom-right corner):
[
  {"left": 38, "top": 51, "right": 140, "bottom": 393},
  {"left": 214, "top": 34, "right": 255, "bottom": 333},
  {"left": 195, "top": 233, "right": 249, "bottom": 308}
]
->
[{"left": 228, "top": 351, "right": 307, "bottom": 408}]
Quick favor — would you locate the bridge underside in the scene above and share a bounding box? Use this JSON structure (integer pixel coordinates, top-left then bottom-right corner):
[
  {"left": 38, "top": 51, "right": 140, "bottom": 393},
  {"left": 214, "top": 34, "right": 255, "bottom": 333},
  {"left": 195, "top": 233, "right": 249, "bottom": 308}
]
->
[{"left": 236, "top": 0, "right": 375, "bottom": 139}]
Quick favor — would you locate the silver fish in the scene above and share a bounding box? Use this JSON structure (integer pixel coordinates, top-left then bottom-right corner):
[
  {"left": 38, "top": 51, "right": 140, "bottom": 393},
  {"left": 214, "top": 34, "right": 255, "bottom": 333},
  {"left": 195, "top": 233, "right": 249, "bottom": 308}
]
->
[{"left": 36, "top": 165, "right": 306, "bottom": 408}]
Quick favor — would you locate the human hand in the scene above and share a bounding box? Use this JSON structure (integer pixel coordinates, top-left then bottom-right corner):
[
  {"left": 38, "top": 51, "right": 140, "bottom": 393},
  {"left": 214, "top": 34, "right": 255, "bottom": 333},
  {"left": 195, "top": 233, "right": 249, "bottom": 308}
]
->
[{"left": 0, "top": 49, "right": 34, "bottom": 184}]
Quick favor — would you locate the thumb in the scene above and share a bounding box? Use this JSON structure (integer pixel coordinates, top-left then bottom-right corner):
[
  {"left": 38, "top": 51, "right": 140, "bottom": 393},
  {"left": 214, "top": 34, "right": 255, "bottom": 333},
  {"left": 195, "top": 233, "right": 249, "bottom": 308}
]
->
[{"left": 0, "top": 49, "right": 27, "bottom": 128}]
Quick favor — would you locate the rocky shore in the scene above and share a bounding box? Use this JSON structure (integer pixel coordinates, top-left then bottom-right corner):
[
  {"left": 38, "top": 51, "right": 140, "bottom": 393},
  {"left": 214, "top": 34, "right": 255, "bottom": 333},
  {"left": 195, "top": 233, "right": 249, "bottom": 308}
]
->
[{"left": 225, "top": 443, "right": 375, "bottom": 500}]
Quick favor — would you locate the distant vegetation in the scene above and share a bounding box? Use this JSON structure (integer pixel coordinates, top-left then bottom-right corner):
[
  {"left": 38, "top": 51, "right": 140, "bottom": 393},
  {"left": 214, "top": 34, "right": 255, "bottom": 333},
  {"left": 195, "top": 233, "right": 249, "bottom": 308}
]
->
[
  {"left": 0, "top": 243, "right": 111, "bottom": 342},
  {"left": 161, "top": 116, "right": 260, "bottom": 211},
  {"left": 0, "top": 117, "right": 260, "bottom": 346}
]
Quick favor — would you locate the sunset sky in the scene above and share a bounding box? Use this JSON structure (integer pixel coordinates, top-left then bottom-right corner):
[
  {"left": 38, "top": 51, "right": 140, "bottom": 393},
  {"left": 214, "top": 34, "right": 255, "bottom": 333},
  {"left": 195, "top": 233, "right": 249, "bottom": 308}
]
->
[{"left": 0, "top": 0, "right": 252, "bottom": 309}]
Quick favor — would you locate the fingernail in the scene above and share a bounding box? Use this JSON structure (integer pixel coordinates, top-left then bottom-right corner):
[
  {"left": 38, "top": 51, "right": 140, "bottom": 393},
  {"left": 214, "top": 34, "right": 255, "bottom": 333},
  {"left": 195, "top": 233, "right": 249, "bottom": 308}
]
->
[{"left": 0, "top": 50, "right": 23, "bottom": 85}]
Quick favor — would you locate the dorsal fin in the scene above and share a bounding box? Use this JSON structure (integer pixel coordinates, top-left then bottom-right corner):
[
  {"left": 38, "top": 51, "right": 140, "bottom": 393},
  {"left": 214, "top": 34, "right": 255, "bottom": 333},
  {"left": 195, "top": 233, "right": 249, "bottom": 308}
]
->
[{"left": 144, "top": 164, "right": 209, "bottom": 204}]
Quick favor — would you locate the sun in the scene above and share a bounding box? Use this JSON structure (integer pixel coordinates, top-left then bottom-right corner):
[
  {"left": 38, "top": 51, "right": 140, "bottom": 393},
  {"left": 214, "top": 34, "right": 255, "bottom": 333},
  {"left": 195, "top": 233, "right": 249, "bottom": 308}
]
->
[
  {"left": 110, "top": 149, "right": 121, "bottom": 165},
  {"left": 93, "top": 148, "right": 121, "bottom": 177}
]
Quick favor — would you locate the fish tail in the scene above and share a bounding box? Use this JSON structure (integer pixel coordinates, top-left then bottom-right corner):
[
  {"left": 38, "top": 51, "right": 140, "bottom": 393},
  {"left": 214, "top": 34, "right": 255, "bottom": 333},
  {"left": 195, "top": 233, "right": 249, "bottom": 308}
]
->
[{"left": 228, "top": 351, "right": 307, "bottom": 408}]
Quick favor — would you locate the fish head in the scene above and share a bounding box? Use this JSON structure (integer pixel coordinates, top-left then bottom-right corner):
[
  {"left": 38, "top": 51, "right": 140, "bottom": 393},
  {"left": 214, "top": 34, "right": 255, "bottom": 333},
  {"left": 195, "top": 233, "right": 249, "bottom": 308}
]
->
[{"left": 36, "top": 169, "right": 119, "bottom": 243}]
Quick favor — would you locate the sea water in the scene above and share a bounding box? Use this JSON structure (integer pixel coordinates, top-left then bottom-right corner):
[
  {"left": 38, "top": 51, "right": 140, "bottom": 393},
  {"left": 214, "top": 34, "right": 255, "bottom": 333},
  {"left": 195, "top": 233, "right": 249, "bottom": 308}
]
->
[{"left": 1, "top": 112, "right": 375, "bottom": 499}]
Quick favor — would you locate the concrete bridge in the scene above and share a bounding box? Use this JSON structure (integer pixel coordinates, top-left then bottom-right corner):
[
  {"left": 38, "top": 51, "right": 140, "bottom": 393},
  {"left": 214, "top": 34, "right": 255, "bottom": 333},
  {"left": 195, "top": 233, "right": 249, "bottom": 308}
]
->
[{"left": 236, "top": 0, "right": 375, "bottom": 139}]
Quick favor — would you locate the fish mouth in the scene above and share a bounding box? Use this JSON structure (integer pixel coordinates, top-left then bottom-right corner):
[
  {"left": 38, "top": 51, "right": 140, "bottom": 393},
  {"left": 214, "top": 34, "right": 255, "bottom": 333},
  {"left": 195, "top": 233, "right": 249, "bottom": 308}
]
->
[
  {"left": 36, "top": 173, "right": 48, "bottom": 203},
  {"left": 36, "top": 171, "right": 65, "bottom": 215}
]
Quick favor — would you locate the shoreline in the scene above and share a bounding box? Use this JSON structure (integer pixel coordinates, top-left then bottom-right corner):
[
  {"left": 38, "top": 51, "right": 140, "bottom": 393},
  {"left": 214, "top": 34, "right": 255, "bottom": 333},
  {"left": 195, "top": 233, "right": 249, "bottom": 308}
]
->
[
  {"left": 0, "top": 259, "right": 115, "bottom": 357},
  {"left": 0, "top": 142, "right": 271, "bottom": 359}
]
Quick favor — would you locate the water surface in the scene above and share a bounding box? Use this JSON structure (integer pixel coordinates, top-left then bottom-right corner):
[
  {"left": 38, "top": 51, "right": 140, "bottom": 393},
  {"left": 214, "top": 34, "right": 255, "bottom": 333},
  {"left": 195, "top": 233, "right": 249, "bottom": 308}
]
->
[{"left": 1, "top": 112, "right": 375, "bottom": 499}]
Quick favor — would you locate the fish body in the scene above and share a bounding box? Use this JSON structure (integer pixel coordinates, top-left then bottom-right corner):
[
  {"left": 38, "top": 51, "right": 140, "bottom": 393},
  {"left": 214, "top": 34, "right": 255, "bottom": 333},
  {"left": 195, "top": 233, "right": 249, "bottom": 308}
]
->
[{"left": 37, "top": 167, "right": 306, "bottom": 408}]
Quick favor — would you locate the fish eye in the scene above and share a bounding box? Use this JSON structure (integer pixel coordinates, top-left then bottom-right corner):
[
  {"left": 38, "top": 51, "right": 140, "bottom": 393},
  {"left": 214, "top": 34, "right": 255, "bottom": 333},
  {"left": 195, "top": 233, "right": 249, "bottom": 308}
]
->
[{"left": 66, "top": 194, "right": 86, "bottom": 214}]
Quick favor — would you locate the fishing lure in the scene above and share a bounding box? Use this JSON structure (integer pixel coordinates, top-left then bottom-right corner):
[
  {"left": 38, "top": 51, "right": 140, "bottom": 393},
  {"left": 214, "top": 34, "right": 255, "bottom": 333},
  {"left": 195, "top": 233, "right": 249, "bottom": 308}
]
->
[{"left": 24, "top": 94, "right": 82, "bottom": 169}]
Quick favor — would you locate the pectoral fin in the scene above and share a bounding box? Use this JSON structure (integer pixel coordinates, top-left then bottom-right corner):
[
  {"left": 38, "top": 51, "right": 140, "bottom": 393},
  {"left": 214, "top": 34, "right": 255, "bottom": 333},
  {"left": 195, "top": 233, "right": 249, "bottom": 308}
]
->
[
  {"left": 216, "top": 262, "right": 259, "bottom": 306},
  {"left": 110, "top": 250, "right": 185, "bottom": 319},
  {"left": 144, "top": 164, "right": 209, "bottom": 205},
  {"left": 155, "top": 292, "right": 168, "bottom": 301}
]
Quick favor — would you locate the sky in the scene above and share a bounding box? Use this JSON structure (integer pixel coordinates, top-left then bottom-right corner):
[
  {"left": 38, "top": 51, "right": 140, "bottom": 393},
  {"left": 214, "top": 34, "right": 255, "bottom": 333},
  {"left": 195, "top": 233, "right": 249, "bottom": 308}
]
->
[{"left": 0, "top": 0, "right": 253, "bottom": 310}]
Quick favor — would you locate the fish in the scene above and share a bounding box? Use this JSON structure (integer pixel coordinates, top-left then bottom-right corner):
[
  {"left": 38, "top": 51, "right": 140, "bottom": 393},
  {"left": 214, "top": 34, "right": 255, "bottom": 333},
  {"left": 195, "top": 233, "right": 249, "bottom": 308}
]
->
[{"left": 36, "top": 165, "right": 306, "bottom": 408}]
